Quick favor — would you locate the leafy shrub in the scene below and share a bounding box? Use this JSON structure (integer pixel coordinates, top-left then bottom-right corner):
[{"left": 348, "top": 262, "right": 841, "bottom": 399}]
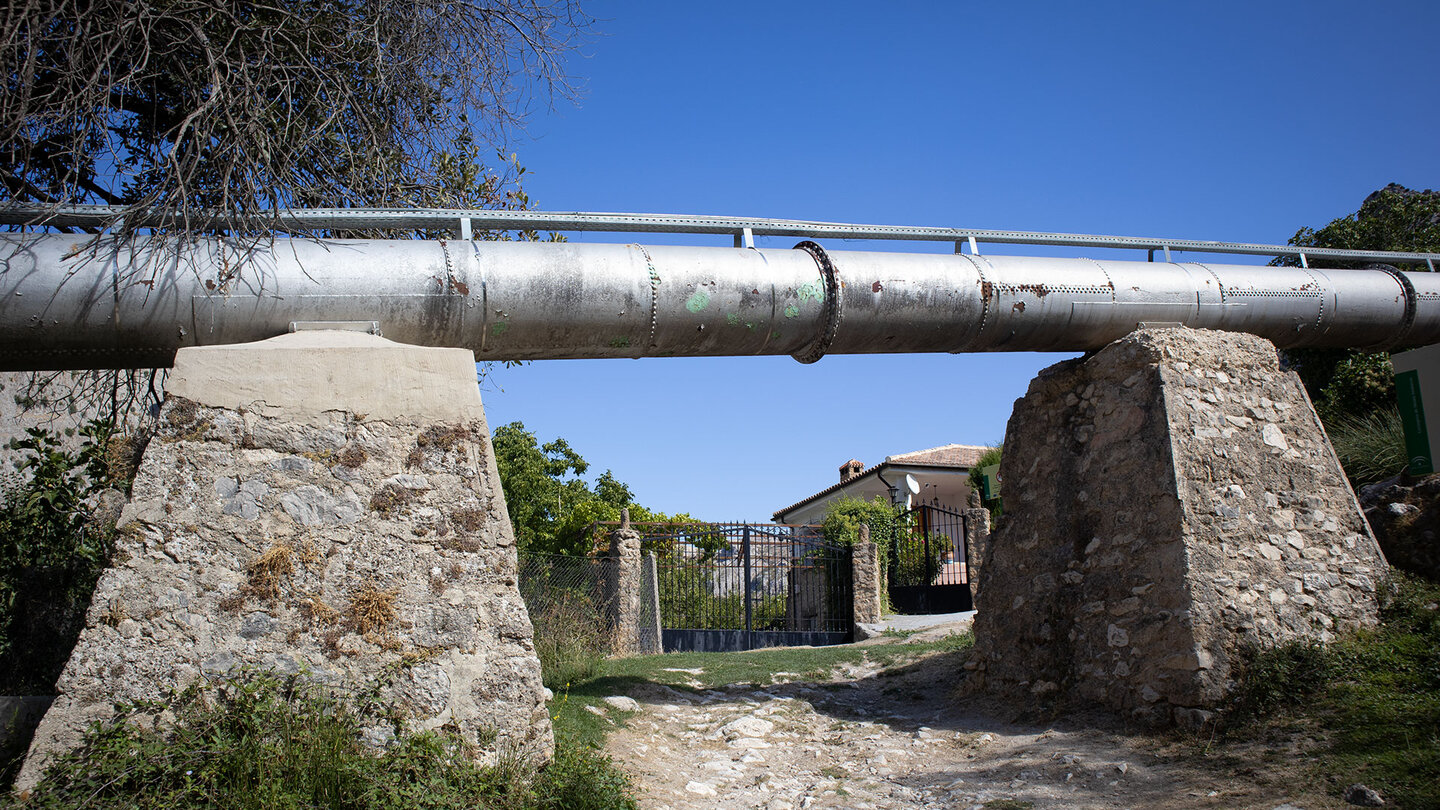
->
[
  {"left": 20, "top": 670, "right": 636, "bottom": 810},
  {"left": 821, "top": 496, "right": 896, "bottom": 556},
  {"left": 967, "top": 444, "right": 1003, "bottom": 522},
  {"left": 0, "top": 422, "right": 133, "bottom": 695}
]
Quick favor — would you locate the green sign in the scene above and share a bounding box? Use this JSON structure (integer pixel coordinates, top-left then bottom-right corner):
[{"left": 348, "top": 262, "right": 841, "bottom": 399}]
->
[
  {"left": 979, "top": 463, "right": 1002, "bottom": 502},
  {"left": 1396, "top": 369, "right": 1434, "bottom": 475}
]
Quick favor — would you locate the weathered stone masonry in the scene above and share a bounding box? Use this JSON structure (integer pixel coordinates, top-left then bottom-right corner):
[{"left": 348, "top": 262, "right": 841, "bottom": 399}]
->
[
  {"left": 968, "top": 327, "right": 1387, "bottom": 724},
  {"left": 18, "top": 333, "right": 551, "bottom": 792}
]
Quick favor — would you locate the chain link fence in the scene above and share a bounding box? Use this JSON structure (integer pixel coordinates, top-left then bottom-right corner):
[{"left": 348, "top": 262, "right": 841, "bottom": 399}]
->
[{"left": 517, "top": 552, "right": 659, "bottom": 687}]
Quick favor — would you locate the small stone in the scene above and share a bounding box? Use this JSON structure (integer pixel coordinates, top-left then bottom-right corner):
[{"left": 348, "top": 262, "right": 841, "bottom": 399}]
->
[
  {"left": 1261, "top": 423, "right": 1290, "bottom": 450},
  {"left": 720, "top": 715, "right": 774, "bottom": 739},
  {"left": 1344, "top": 783, "right": 1385, "bottom": 806},
  {"left": 1106, "top": 624, "right": 1129, "bottom": 647},
  {"left": 684, "top": 781, "right": 718, "bottom": 797},
  {"left": 602, "top": 695, "right": 639, "bottom": 713}
]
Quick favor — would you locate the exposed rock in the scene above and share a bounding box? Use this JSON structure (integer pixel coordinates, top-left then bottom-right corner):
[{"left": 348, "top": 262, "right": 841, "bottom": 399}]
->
[
  {"left": 603, "top": 695, "right": 640, "bottom": 713},
  {"left": 1344, "top": 783, "right": 1385, "bottom": 806},
  {"left": 1358, "top": 472, "right": 1440, "bottom": 581}
]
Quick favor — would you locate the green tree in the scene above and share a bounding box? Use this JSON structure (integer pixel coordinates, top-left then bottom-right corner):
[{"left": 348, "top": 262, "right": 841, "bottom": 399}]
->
[
  {"left": 491, "top": 421, "right": 687, "bottom": 555},
  {"left": 1278, "top": 184, "right": 1440, "bottom": 423}
]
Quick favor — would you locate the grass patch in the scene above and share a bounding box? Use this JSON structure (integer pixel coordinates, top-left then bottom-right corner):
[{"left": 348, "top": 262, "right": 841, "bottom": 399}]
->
[
  {"left": 1327, "top": 405, "right": 1408, "bottom": 487},
  {"left": 1221, "top": 572, "right": 1440, "bottom": 808},
  {"left": 16, "top": 670, "right": 637, "bottom": 810}
]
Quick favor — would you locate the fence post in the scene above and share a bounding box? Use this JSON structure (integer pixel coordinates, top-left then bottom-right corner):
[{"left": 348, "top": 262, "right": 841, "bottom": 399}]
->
[
  {"left": 742, "top": 523, "right": 753, "bottom": 650},
  {"left": 641, "top": 551, "right": 663, "bottom": 654},
  {"left": 851, "top": 523, "right": 883, "bottom": 634},
  {"left": 605, "top": 509, "right": 644, "bottom": 656},
  {"left": 963, "top": 506, "right": 991, "bottom": 608}
]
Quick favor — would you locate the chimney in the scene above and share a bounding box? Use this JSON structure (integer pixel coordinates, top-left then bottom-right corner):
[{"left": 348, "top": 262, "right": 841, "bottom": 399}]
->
[{"left": 839, "top": 459, "right": 864, "bottom": 482}]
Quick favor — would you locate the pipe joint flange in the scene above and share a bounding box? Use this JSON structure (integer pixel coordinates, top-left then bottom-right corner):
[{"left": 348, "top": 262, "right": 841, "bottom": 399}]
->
[
  {"left": 1370, "top": 263, "right": 1418, "bottom": 347},
  {"left": 791, "top": 240, "right": 842, "bottom": 364}
]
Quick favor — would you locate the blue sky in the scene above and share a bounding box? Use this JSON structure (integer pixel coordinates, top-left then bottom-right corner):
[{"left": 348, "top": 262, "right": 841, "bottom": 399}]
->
[{"left": 478, "top": 0, "right": 1440, "bottom": 522}]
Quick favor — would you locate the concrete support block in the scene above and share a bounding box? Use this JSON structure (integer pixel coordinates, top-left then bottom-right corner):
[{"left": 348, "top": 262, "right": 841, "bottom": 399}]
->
[
  {"left": 968, "top": 327, "right": 1387, "bottom": 725},
  {"left": 17, "top": 332, "right": 552, "bottom": 794},
  {"left": 852, "top": 525, "right": 884, "bottom": 628}
]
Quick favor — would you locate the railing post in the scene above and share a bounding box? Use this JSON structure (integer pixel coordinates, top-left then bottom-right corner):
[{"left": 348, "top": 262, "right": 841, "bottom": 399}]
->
[{"left": 743, "top": 523, "right": 753, "bottom": 650}]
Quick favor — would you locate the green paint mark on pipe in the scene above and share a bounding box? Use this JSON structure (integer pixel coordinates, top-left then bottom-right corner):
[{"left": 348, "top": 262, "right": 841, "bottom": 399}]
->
[
  {"left": 608, "top": 336, "right": 631, "bottom": 348},
  {"left": 685, "top": 290, "right": 710, "bottom": 312},
  {"left": 726, "top": 313, "right": 740, "bottom": 326},
  {"left": 745, "top": 322, "right": 755, "bottom": 330},
  {"left": 490, "top": 322, "right": 509, "bottom": 337},
  {"left": 771, "top": 330, "right": 781, "bottom": 339},
  {"left": 784, "top": 303, "right": 800, "bottom": 318},
  {"left": 797, "top": 279, "right": 825, "bottom": 303}
]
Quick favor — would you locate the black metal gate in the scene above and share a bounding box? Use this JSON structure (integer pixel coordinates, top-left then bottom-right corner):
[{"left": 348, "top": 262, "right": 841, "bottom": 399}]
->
[
  {"left": 645, "top": 523, "right": 853, "bottom": 652},
  {"left": 888, "top": 504, "right": 973, "bottom": 614}
]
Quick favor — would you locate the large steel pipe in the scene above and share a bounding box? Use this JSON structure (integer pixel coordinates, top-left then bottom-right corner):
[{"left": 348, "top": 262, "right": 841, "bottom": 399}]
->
[{"left": 1, "top": 234, "right": 1437, "bottom": 371}]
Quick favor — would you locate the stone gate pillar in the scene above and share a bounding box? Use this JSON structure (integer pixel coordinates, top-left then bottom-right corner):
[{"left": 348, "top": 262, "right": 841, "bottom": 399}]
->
[
  {"left": 967, "top": 327, "right": 1387, "bottom": 725},
  {"left": 852, "top": 524, "right": 883, "bottom": 631},
  {"left": 17, "top": 332, "right": 552, "bottom": 793},
  {"left": 604, "top": 509, "right": 643, "bottom": 656},
  {"left": 963, "top": 506, "right": 991, "bottom": 605}
]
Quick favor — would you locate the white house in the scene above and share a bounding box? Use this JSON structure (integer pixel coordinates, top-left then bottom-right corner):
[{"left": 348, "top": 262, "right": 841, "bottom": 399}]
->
[{"left": 772, "top": 443, "right": 991, "bottom": 525}]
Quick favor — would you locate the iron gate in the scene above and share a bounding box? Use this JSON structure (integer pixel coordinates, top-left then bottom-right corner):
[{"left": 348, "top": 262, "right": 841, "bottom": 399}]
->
[
  {"left": 641, "top": 522, "right": 853, "bottom": 652},
  {"left": 888, "top": 504, "right": 973, "bottom": 614}
]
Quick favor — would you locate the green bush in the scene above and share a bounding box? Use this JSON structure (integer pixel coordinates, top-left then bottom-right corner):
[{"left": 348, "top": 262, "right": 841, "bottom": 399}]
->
[
  {"left": 0, "top": 422, "right": 133, "bottom": 695},
  {"left": 820, "top": 496, "right": 896, "bottom": 556},
  {"left": 19, "top": 670, "right": 636, "bottom": 810},
  {"left": 1223, "top": 639, "right": 1334, "bottom": 722}
]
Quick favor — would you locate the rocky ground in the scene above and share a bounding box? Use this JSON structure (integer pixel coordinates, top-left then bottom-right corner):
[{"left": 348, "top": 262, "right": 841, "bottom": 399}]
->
[{"left": 596, "top": 622, "right": 1344, "bottom": 810}]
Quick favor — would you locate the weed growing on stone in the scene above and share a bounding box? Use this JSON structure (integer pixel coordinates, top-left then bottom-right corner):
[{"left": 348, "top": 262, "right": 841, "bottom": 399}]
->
[
  {"left": 17, "top": 671, "right": 637, "bottom": 809},
  {"left": 244, "top": 543, "right": 294, "bottom": 602},
  {"left": 346, "top": 584, "right": 398, "bottom": 636}
]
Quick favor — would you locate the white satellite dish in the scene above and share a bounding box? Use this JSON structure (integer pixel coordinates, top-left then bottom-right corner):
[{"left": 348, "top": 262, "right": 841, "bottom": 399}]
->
[{"left": 903, "top": 474, "right": 921, "bottom": 495}]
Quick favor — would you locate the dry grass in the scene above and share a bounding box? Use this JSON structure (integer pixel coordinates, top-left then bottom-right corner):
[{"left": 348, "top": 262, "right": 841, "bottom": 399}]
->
[
  {"left": 300, "top": 595, "right": 340, "bottom": 626},
  {"left": 246, "top": 543, "right": 294, "bottom": 601},
  {"left": 347, "top": 584, "right": 398, "bottom": 636},
  {"left": 369, "top": 484, "right": 416, "bottom": 515}
]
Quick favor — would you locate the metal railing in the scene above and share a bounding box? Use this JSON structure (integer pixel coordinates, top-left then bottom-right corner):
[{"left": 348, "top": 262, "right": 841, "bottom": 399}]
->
[{"left": 3, "top": 202, "right": 1437, "bottom": 268}]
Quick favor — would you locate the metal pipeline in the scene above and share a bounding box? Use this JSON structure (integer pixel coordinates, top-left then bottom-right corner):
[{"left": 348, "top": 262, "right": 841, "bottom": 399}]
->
[{"left": 1, "top": 234, "right": 1437, "bottom": 371}]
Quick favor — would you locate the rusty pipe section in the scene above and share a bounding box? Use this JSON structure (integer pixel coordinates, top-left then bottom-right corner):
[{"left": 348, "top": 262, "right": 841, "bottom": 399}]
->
[{"left": 1, "top": 234, "right": 1437, "bottom": 371}]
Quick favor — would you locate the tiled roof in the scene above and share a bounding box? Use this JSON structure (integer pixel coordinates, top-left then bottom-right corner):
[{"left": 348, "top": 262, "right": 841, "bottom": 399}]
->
[
  {"left": 772, "top": 443, "right": 992, "bottom": 520},
  {"left": 885, "top": 443, "right": 991, "bottom": 468}
]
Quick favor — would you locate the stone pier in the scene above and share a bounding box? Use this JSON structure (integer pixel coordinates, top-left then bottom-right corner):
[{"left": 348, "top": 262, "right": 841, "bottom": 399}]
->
[
  {"left": 17, "top": 332, "right": 551, "bottom": 793},
  {"left": 604, "top": 511, "right": 645, "bottom": 656},
  {"left": 967, "top": 327, "right": 1388, "bottom": 725},
  {"left": 852, "top": 525, "right": 883, "bottom": 631}
]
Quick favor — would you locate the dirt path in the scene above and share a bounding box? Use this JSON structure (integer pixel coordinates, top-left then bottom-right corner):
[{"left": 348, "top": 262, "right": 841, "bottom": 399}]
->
[{"left": 599, "top": 625, "right": 1339, "bottom": 810}]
